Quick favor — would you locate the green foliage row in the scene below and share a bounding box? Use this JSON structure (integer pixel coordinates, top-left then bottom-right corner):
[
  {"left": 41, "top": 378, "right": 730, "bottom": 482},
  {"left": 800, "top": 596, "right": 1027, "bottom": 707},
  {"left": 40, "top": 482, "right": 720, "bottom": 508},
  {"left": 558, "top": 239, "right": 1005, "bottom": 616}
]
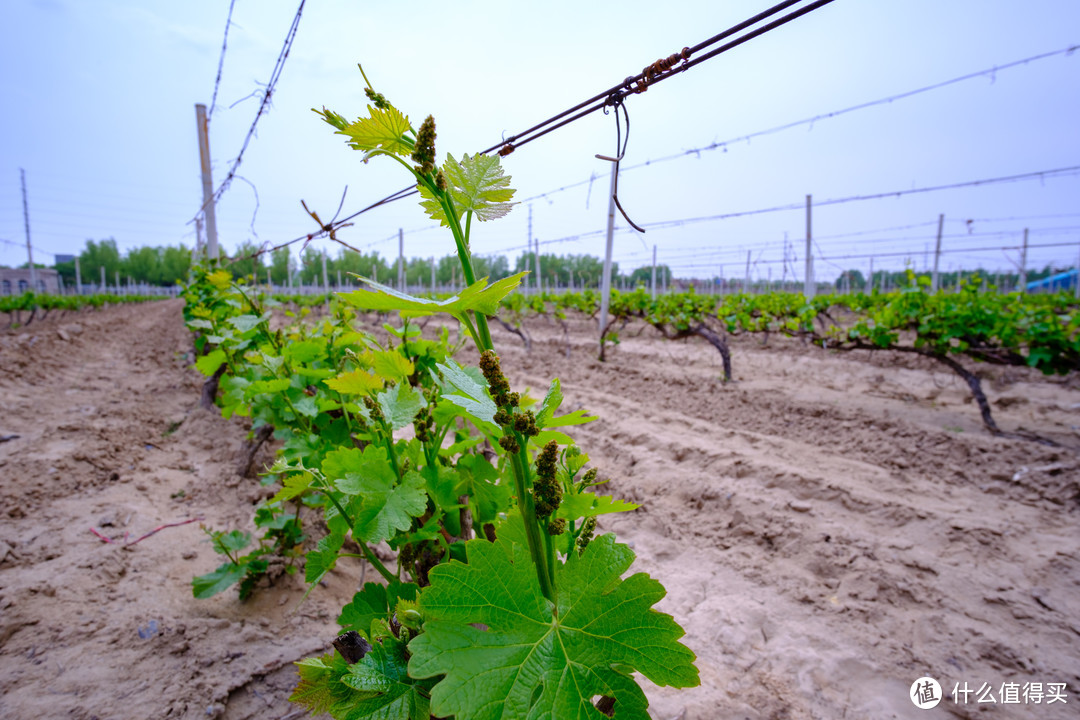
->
[
  {"left": 0, "top": 290, "right": 168, "bottom": 315},
  {"left": 497, "top": 280, "right": 1080, "bottom": 377}
]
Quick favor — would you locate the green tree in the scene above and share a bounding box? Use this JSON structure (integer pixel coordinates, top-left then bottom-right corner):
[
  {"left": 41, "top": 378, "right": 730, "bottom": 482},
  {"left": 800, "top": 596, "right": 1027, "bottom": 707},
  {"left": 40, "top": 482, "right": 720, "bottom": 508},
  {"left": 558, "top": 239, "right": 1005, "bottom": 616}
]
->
[
  {"left": 229, "top": 241, "right": 265, "bottom": 282},
  {"left": 473, "top": 254, "right": 509, "bottom": 282},
  {"left": 333, "top": 250, "right": 391, "bottom": 286},
  {"left": 833, "top": 269, "right": 866, "bottom": 291},
  {"left": 160, "top": 245, "right": 192, "bottom": 285},
  {"left": 80, "top": 238, "right": 122, "bottom": 287},
  {"left": 125, "top": 246, "right": 162, "bottom": 284},
  {"left": 270, "top": 247, "right": 292, "bottom": 285},
  {"left": 627, "top": 264, "right": 669, "bottom": 289}
]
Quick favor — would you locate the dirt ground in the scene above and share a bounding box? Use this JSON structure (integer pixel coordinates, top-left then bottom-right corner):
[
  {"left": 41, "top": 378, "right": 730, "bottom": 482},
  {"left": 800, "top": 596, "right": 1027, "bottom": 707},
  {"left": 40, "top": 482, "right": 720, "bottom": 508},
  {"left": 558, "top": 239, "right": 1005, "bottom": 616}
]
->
[{"left": 0, "top": 299, "right": 1077, "bottom": 720}]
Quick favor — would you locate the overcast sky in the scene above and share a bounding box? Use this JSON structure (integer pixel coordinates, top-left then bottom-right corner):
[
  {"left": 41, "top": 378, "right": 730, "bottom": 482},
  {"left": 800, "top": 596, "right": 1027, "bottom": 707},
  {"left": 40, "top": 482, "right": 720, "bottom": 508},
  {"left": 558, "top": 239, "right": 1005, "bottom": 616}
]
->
[{"left": 2, "top": 0, "right": 1078, "bottom": 283}]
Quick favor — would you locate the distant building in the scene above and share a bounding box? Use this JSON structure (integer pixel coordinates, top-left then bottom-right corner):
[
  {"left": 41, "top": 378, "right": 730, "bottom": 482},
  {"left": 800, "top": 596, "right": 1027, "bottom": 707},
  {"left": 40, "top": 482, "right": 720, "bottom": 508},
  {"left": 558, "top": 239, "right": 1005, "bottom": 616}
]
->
[
  {"left": 1026, "top": 269, "right": 1077, "bottom": 293},
  {"left": 0, "top": 268, "right": 61, "bottom": 295}
]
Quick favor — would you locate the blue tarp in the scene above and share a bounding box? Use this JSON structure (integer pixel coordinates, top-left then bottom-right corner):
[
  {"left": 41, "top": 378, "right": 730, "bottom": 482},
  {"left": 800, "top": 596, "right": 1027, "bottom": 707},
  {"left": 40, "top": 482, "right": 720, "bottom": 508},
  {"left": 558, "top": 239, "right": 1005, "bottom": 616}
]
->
[{"left": 1026, "top": 269, "right": 1077, "bottom": 292}]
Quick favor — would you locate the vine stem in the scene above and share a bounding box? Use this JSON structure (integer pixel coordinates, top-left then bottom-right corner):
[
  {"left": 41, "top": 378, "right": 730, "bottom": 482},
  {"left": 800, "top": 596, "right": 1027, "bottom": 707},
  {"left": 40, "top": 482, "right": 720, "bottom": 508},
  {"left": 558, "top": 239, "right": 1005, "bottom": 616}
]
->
[
  {"left": 436, "top": 186, "right": 554, "bottom": 602},
  {"left": 384, "top": 151, "right": 552, "bottom": 601},
  {"left": 509, "top": 444, "right": 555, "bottom": 602}
]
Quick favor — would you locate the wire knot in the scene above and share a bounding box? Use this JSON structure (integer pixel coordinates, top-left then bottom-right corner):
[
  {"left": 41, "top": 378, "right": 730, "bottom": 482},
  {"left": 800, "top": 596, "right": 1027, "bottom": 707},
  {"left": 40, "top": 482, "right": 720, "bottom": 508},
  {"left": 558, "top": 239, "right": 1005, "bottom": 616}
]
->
[{"left": 627, "top": 46, "right": 692, "bottom": 95}]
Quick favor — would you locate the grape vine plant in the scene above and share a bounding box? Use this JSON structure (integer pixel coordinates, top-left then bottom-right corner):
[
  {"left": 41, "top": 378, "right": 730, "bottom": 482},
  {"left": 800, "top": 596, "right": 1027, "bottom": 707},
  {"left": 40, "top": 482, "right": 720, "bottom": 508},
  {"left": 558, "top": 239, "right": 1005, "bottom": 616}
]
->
[{"left": 187, "top": 69, "right": 700, "bottom": 719}]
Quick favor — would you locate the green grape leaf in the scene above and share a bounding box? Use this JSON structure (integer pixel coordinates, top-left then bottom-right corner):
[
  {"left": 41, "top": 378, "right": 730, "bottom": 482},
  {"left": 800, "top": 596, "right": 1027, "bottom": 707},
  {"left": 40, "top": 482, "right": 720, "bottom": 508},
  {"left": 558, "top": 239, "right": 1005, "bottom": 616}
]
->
[
  {"left": 409, "top": 534, "right": 699, "bottom": 719},
  {"left": 326, "top": 368, "right": 384, "bottom": 396},
  {"left": 545, "top": 408, "right": 597, "bottom": 428},
  {"left": 291, "top": 641, "right": 431, "bottom": 720},
  {"left": 247, "top": 377, "right": 292, "bottom": 395},
  {"left": 417, "top": 152, "right": 516, "bottom": 226},
  {"left": 456, "top": 454, "right": 512, "bottom": 525},
  {"left": 192, "top": 561, "right": 246, "bottom": 599},
  {"left": 269, "top": 472, "right": 315, "bottom": 505},
  {"left": 377, "top": 383, "right": 425, "bottom": 431},
  {"left": 291, "top": 653, "right": 343, "bottom": 715},
  {"left": 195, "top": 348, "right": 227, "bottom": 376},
  {"left": 227, "top": 312, "right": 271, "bottom": 333},
  {"left": 435, "top": 359, "right": 497, "bottom": 426},
  {"left": 339, "top": 272, "right": 528, "bottom": 321},
  {"left": 532, "top": 429, "right": 575, "bottom": 447},
  {"left": 211, "top": 530, "right": 252, "bottom": 555},
  {"left": 339, "top": 582, "right": 420, "bottom": 638},
  {"left": 354, "top": 471, "right": 427, "bottom": 544},
  {"left": 262, "top": 352, "right": 284, "bottom": 373},
  {"left": 370, "top": 350, "right": 415, "bottom": 383},
  {"left": 285, "top": 340, "right": 325, "bottom": 364},
  {"left": 535, "top": 378, "right": 563, "bottom": 428},
  {"left": 305, "top": 532, "right": 345, "bottom": 585},
  {"left": 340, "top": 640, "right": 431, "bottom": 719},
  {"left": 292, "top": 395, "right": 319, "bottom": 418},
  {"left": 339, "top": 104, "right": 413, "bottom": 158},
  {"left": 327, "top": 446, "right": 428, "bottom": 544},
  {"left": 294, "top": 366, "right": 336, "bottom": 379},
  {"left": 557, "top": 492, "right": 640, "bottom": 522}
]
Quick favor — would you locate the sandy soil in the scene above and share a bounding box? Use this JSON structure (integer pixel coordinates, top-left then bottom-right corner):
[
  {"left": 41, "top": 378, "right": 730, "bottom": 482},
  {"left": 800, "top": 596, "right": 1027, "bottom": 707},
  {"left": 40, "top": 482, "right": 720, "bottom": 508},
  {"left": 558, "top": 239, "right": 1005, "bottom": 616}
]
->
[{"left": 1, "top": 300, "right": 1077, "bottom": 720}]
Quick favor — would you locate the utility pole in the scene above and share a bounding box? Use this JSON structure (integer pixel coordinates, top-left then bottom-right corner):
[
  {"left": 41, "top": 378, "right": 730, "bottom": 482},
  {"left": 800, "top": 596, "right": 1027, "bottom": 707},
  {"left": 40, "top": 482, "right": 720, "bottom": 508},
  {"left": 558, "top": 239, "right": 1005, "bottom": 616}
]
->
[
  {"left": 430, "top": 256, "right": 436, "bottom": 294},
  {"left": 337, "top": 268, "right": 342, "bottom": 289},
  {"left": 1019, "top": 228, "right": 1029, "bottom": 293},
  {"left": 74, "top": 256, "right": 82, "bottom": 295},
  {"left": 651, "top": 244, "right": 657, "bottom": 300},
  {"left": 868, "top": 257, "right": 874, "bottom": 294},
  {"left": 321, "top": 250, "right": 329, "bottom": 296},
  {"left": 20, "top": 169, "right": 37, "bottom": 292},
  {"left": 931, "top": 213, "right": 944, "bottom": 292},
  {"left": 398, "top": 229, "right": 405, "bottom": 291},
  {"left": 804, "top": 194, "right": 814, "bottom": 299},
  {"left": 598, "top": 163, "right": 617, "bottom": 349},
  {"left": 744, "top": 250, "right": 751, "bottom": 294},
  {"left": 534, "top": 241, "right": 541, "bottom": 297},
  {"left": 194, "top": 104, "right": 219, "bottom": 260},
  {"left": 1075, "top": 237, "right": 1080, "bottom": 299},
  {"left": 528, "top": 204, "right": 535, "bottom": 294}
]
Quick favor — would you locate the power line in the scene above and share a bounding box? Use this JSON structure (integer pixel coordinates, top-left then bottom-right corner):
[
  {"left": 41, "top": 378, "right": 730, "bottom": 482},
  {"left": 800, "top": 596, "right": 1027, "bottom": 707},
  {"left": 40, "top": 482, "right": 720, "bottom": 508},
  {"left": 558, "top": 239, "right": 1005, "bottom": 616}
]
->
[
  {"left": 247, "top": 0, "right": 837, "bottom": 260},
  {"left": 197, "top": 1, "right": 306, "bottom": 220},
  {"left": 635, "top": 165, "right": 1080, "bottom": 230},
  {"left": 208, "top": 0, "right": 237, "bottom": 119},
  {"left": 481, "top": 0, "right": 837, "bottom": 158},
  {"left": 661, "top": 241, "right": 1079, "bottom": 275},
  {"left": 474, "top": 163, "right": 1080, "bottom": 261},
  {"left": 519, "top": 44, "right": 1080, "bottom": 205},
  {"left": 0, "top": 236, "right": 57, "bottom": 258}
]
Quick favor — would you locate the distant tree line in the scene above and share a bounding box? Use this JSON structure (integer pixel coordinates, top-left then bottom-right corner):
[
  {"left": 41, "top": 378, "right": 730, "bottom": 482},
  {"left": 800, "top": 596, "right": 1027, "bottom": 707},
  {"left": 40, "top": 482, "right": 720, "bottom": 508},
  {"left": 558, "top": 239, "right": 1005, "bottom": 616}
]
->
[
  {"left": 49, "top": 238, "right": 192, "bottom": 287},
  {"left": 224, "top": 243, "right": 666, "bottom": 290},
  {"left": 37, "top": 237, "right": 1063, "bottom": 295},
  {"left": 831, "top": 266, "right": 1069, "bottom": 292}
]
